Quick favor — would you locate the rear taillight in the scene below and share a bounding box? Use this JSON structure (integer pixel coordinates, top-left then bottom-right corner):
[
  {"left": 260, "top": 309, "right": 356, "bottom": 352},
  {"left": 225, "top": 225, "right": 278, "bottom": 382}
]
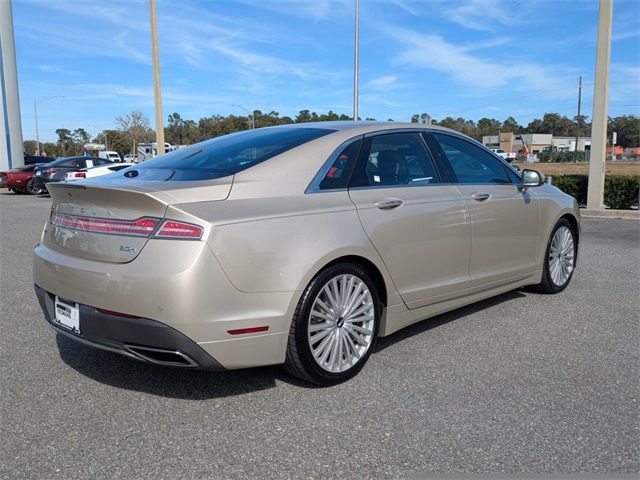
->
[
  {"left": 73, "top": 172, "right": 86, "bottom": 178},
  {"left": 44, "top": 168, "right": 60, "bottom": 175},
  {"left": 49, "top": 213, "right": 204, "bottom": 240},
  {"left": 50, "top": 213, "right": 160, "bottom": 237},
  {"left": 155, "top": 220, "right": 204, "bottom": 239}
]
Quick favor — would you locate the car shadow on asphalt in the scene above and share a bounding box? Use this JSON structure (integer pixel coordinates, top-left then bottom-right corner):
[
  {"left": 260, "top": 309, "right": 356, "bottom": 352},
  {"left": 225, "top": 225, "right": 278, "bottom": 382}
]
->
[
  {"left": 55, "top": 289, "right": 528, "bottom": 398},
  {"left": 55, "top": 334, "right": 296, "bottom": 399},
  {"left": 374, "top": 289, "right": 527, "bottom": 352}
]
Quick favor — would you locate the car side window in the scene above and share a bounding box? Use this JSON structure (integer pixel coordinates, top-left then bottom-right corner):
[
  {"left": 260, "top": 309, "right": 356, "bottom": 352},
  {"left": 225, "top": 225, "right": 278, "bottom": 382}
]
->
[
  {"left": 431, "top": 133, "right": 510, "bottom": 185},
  {"left": 61, "top": 159, "right": 83, "bottom": 168},
  {"left": 318, "top": 139, "right": 361, "bottom": 190},
  {"left": 351, "top": 133, "right": 440, "bottom": 188}
]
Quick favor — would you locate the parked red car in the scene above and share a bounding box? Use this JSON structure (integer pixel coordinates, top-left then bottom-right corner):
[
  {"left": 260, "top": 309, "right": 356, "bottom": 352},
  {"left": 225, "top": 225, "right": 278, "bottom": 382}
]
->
[{"left": 0, "top": 163, "right": 47, "bottom": 195}]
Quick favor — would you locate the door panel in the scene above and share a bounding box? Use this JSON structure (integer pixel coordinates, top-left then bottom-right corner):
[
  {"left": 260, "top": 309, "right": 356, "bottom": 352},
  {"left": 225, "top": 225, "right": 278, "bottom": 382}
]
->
[
  {"left": 425, "top": 131, "right": 541, "bottom": 287},
  {"left": 349, "top": 186, "right": 471, "bottom": 308},
  {"left": 456, "top": 184, "right": 540, "bottom": 286}
]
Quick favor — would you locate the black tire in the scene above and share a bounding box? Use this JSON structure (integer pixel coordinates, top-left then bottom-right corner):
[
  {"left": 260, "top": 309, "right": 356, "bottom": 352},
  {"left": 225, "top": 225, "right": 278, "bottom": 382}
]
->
[
  {"left": 25, "top": 178, "right": 43, "bottom": 195},
  {"left": 533, "top": 218, "right": 577, "bottom": 294},
  {"left": 285, "top": 262, "right": 381, "bottom": 385}
]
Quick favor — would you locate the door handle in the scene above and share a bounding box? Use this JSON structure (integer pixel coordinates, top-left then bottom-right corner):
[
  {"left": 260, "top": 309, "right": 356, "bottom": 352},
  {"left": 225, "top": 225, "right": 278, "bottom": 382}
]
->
[
  {"left": 374, "top": 198, "right": 404, "bottom": 210},
  {"left": 472, "top": 193, "right": 491, "bottom": 201}
]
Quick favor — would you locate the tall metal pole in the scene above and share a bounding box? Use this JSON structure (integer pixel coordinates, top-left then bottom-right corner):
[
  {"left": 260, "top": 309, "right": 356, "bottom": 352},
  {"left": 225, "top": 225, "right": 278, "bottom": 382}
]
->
[
  {"left": 587, "top": 0, "right": 613, "bottom": 210},
  {"left": 149, "top": 0, "right": 165, "bottom": 155},
  {"left": 574, "top": 75, "right": 582, "bottom": 155},
  {"left": 353, "top": 0, "right": 359, "bottom": 122},
  {"left": 33, "top": 95, "right": 64, "bottom": 157},
  {"left": 34, "top": 102, "right": 40, "bottom": 155},
  {"left": 0, "top": 0, "right": 24, "bottom": 170},
  {"left": 231, "top": 104, "right": 255, "bottom": 129}
]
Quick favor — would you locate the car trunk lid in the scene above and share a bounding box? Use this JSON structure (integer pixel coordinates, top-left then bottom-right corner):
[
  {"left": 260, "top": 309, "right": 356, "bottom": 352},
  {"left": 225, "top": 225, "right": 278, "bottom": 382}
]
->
[{"left": 43, "top": 177, "right": 231, "bottom": 263}]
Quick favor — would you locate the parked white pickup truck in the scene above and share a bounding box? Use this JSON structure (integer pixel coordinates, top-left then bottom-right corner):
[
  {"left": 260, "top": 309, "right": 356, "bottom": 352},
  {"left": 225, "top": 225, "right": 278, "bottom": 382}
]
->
[{"left": 490, "top": 148, "right": 517, "bottom": 161}]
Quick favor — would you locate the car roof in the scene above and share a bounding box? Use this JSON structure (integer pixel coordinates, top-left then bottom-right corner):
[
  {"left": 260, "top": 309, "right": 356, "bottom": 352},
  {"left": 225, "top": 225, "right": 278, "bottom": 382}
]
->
[
  {"left": 269, "top": 120, "right": 461, "bottom": 136},
  {"left": 48, "top": 156, "right": 102, "bottom": 165}
]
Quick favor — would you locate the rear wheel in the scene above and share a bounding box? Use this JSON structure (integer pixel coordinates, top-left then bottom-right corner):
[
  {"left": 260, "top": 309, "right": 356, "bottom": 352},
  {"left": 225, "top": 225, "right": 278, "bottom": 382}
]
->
[
  {"left": 534, "top": 218, "right": 576, "bottom": 293},
  {"left": 285, "top": 263, "right": 381, "bottom": 385},
  {"left": 25, "top": 179, "right": 43, "bottom": 195}
]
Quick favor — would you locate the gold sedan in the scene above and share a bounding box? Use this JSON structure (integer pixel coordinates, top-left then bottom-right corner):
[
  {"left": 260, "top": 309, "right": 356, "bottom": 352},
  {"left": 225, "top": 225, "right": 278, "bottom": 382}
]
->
[{"left": 34, "top": 122, "right": 580, "bottom": 385}]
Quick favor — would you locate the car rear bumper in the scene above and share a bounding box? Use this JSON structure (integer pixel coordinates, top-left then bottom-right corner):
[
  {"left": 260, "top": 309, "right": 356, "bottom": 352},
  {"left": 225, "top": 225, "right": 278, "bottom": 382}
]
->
[
  {"left": 33, "top": 239, "right": 296, "bottom": 369},
  {"left": 35, "top": 284, "right": 225, "bottom": 370}
]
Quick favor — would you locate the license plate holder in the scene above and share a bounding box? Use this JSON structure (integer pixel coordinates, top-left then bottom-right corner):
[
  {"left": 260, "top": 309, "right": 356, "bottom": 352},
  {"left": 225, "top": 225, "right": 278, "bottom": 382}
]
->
[{"left": 54, "top": 297, "right": 80, "bottom": 334}]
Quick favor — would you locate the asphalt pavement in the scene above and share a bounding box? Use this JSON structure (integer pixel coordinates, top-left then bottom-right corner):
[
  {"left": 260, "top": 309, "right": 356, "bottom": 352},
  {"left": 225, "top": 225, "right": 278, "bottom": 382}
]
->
[{"left": 1, "top": 191, "right": 638, "bottom": 479}]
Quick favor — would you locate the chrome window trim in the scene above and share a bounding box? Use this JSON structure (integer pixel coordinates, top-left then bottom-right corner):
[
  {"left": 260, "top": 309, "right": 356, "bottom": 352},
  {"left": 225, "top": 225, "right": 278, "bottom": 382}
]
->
[
  {"left": 305, "top": 135, "right": 364, "bottom": 194},
  {"left": 348, "top": 182, "right": 456, "bottom": 192}
]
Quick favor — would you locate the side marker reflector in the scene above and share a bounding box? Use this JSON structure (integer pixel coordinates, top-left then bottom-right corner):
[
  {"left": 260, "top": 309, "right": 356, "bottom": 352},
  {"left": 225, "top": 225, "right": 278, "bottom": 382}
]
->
[{"left": 227, "top": 326, "right": 269, "bottom": 335}]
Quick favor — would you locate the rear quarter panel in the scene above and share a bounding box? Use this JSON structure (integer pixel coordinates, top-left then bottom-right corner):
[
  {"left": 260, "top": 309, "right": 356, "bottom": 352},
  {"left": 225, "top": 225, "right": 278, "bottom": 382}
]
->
[{"left": 178, "top": 191, "right": 403, "bottom": 306}]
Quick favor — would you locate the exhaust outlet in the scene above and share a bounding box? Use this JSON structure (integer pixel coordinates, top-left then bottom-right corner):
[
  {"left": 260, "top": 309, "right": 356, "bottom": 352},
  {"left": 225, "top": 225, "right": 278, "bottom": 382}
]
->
[{"left": 124, "top": 344, "right": 198, "bottom": 367}]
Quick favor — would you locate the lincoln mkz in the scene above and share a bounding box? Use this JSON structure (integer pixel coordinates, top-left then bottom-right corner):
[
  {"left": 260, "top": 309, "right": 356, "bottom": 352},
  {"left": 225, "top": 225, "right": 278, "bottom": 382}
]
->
[{"left": 34, "top": 122, "right": 580, "bottom": 385}]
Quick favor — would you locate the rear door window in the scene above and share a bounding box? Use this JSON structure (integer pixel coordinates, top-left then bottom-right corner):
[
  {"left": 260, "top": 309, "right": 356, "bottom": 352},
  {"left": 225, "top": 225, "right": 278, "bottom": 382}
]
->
[
  {"left": 61, "top": 159, "right": 84, "bottom": 169},
  {"left": 350, "top": 132, "right": 441, "bottom": 187}
]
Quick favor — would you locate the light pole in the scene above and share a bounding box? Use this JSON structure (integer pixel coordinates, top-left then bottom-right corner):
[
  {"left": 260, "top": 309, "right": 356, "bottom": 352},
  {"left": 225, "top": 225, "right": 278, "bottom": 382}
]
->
[
  {"left": 89, "top": 125, "right": 109, "bottom": 151},
  {"left": 232, "top": 104, "right": 255, "bottom": 129},
  {"left": 0, "top": 0, "right": 24, "bottom": 171},
  {"left": 149, "top": 0, "right": 165, "bottom": 155},
  {"left": 586, "top": 0, "right": 613, "bottom": 210},
  {"left": 353, "top": 0, "right": 359, "bottom": 122},
  {"left": 34, "top": 95, "right": 64, "bottom": 155}
]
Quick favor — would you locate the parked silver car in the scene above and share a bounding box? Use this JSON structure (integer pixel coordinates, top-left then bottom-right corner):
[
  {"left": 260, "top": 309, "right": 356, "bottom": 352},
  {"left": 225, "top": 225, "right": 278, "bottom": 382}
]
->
[{"left": 34, "top": 122, "right": 579, "bottom": 385}]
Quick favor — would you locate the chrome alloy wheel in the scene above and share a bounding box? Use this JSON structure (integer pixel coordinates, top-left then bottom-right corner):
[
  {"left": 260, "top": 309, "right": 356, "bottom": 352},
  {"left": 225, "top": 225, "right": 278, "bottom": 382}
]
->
[
  {"left": 549, "top": 226, "right": 575, "bottom": 287},
  {"left": 307, "top": 274, "right": 375, "bottom": 373}
]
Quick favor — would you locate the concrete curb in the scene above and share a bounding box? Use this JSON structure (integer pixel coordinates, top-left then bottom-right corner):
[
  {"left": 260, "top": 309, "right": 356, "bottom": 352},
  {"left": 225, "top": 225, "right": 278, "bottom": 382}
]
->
[{"left": 580, "top": 208, "right": 640, "bottom": 219}]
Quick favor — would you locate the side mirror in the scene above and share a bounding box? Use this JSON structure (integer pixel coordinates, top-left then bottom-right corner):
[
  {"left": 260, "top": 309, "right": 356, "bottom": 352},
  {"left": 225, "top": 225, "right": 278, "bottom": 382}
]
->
[{"left": 521, "top": 169, "right": 544, "bottom": 187}]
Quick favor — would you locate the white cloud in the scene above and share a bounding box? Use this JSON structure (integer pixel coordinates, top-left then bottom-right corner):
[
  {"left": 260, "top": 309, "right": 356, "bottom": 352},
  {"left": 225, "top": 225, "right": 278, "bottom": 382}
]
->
[
  {"left": 232, "top": 0, "right": 344, "bottom": 22},
  {"left": 385, "top": 24, "right": 575, "bottom": 96},
  {"left": 609, "top": 64, "right": 640, "bottom": 105},
  {"left": 364, "top": 75, "right": 397, "bottom": 90},
  {"left": 446, "top": 0, "right": 517, "bottom": 31},
  {"left": 389, "top": 0, "right": 420, "bottom": 16}
]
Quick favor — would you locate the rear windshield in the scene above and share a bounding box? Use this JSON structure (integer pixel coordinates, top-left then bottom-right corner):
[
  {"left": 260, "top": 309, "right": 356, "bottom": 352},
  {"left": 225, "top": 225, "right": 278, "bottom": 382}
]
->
[{"left": 136, "top": 127, "right": 334, "bottom": 179}]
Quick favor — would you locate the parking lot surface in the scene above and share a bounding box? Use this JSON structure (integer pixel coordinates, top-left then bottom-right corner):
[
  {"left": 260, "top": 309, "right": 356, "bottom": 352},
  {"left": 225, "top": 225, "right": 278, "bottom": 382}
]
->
[{"left": 1, "top": 192, "right": 638, "bottom": 478}]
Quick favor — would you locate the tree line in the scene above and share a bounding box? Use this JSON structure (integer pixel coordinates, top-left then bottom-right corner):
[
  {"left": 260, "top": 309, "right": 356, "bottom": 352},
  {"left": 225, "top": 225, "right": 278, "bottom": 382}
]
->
[{"left": 23, "top": 110, "right": 639, "bottom": 159}]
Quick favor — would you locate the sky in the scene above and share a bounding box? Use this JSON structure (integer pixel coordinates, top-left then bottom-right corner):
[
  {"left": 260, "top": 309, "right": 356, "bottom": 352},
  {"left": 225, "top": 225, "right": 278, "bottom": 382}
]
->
[{"left": 12, "top": 0, "right": 640, "bottom": 142}]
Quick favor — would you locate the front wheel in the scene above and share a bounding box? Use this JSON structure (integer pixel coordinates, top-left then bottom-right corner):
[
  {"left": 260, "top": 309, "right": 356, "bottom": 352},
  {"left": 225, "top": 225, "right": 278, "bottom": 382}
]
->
[
  {"left": 534, "top": 218, "right": 577, "bottom": 293},
  {"left": 285, "top": 263, "right": 381, "bottom": 385}
]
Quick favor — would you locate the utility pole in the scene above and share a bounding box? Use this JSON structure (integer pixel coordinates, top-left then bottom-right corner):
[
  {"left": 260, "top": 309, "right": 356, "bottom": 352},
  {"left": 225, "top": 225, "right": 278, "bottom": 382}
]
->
[
  {"left": 587, "top": 0, "right": 613, "bottom": 210},
  {"left": 574, "top": 75, "right": 582, "bottom": 157},
  {"left": 149, "top": 0, "right": 165, "bottom": 155},
  {"left": 353, "top": 0, "right": 359, "bottom": 122}
]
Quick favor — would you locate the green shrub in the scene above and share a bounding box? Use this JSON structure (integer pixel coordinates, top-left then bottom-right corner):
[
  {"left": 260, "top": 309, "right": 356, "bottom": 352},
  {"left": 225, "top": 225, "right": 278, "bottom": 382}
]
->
[
  {"left": 550, "top": 174, "right": 639, "bottom": 209},
  {"left": 604, "top": 176, "right": 640, "bottom": 209},
  {"left": 551, "top": 175, "right": 588, "bottom": 205}
]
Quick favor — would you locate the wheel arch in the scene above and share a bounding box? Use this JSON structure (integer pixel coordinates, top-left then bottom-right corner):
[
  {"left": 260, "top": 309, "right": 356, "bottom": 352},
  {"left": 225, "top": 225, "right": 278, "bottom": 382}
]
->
[
  {"left": 557, "top": 212, "right": 580, "bottom": 261},
  {"left": 322, "top": 255, "right": 388, "bottom": 308}
]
